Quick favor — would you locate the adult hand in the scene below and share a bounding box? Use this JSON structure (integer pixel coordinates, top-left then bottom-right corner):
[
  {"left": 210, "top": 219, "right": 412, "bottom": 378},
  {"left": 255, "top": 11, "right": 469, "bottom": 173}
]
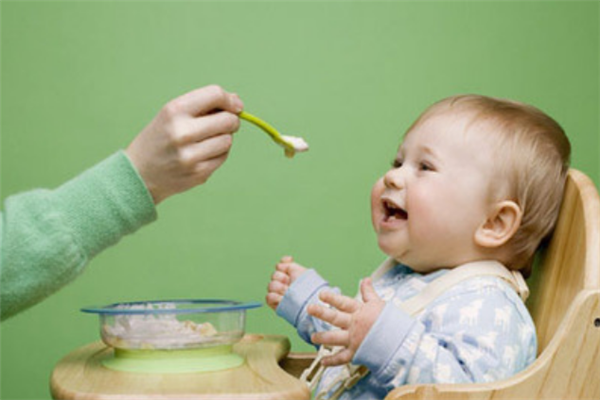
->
[
  {"left": 266, "top": 256, "right": 307, "bottom": 310},
  {"left": 126, "top": 85, "right": 244, "bottom": 204},
  {"left": 307, "top": 278, "right": 385, "bottom": 366}
]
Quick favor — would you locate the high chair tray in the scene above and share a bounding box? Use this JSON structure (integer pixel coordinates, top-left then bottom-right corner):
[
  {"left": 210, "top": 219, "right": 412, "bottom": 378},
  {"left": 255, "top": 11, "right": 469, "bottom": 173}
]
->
[{"left": 51, "top": 334, "right": 310, "bottom": 400}]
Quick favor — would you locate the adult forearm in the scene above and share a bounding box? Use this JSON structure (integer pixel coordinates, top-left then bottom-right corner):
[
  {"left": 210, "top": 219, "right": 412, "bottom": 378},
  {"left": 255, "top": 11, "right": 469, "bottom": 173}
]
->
[{"left": 0, "top": 152, "right": 156, "bottom": 321}]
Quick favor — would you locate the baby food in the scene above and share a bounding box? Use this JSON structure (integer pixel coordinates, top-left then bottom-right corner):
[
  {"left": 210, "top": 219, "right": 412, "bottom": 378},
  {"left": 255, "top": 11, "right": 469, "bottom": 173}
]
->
[{"left": 101, "top": 303, "right": 219, "bottom": 350}]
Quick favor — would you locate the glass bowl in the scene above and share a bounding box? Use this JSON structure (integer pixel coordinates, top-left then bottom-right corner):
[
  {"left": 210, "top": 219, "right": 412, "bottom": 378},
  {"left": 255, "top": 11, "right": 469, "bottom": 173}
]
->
[{"left": 82, "top": 299, "right": 262, "bottom": 351}]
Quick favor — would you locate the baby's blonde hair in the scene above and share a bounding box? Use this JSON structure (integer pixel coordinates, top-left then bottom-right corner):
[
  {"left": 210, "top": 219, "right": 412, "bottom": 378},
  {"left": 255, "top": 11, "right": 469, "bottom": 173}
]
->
[{"left": 409, "top": 95, "right": 571, "bottom": 271}]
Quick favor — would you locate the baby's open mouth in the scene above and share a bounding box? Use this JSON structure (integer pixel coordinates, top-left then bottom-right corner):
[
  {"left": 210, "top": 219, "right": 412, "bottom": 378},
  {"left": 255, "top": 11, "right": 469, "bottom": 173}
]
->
[{"left": 383, "top": 199, "right": 408, "bottom": 221}]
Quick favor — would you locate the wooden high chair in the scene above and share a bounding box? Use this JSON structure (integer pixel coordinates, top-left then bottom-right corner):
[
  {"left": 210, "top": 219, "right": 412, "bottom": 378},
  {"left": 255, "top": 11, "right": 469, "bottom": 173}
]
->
[
  {"left": 283, "top": 169, "right": 600, "bottom": 400},
  {"left": 51, "top": 169, "right": 599, "bottom": 399}
]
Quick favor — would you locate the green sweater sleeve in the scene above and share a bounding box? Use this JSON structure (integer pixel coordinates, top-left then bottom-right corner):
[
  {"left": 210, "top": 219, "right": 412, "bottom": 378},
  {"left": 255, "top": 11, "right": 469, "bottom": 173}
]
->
[{"left": 0, "top": 151, "right": 157, "bottom": 321}]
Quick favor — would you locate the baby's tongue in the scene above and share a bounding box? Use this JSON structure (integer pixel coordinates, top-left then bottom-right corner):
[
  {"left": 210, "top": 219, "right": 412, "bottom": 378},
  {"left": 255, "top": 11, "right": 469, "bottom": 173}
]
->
[{"left": 394, "top": 209, "right": 408, "bottom": 220}]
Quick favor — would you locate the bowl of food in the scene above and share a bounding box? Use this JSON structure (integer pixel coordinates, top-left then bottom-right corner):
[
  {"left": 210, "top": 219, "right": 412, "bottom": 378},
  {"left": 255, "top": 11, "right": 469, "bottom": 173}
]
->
[
  {"left": 82, "top": 299, "right": 262, "bottom": 351},
  {"left": 81, "top": 299, "right": 262, "bottom": 373}
]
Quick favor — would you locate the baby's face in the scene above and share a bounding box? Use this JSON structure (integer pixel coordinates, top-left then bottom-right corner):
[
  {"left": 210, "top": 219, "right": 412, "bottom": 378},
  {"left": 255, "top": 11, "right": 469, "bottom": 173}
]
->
[{"left": 371, "top": 111, "right": 498, "bottom": 272}]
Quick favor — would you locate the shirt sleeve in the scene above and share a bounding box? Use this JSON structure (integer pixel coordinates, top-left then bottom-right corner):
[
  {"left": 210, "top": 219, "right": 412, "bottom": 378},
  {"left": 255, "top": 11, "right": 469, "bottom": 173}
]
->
[
  {"left": 353, "top": 282, "right": 537, "bottom": 390},
  {"left": 0, "top": 151, "right": 157, "bottom": 321},
  {"left": 276, "top": 269, "right": 341, "bottom": 345}
]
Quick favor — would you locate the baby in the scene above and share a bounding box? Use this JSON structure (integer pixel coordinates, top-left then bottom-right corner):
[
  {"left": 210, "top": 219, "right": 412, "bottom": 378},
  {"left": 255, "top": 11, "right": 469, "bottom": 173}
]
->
[{"left": 266, "top": 95, "right": 571, "bottom": 400}]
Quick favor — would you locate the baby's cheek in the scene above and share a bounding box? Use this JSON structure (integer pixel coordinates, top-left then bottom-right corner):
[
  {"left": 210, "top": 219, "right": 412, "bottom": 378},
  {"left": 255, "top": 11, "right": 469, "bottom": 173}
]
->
[
  {"left": 407, "top": 191, "right": 447, "bottom": 242},
  {"left": 407, "top": 189, "right": 432, "bottom": 223}
]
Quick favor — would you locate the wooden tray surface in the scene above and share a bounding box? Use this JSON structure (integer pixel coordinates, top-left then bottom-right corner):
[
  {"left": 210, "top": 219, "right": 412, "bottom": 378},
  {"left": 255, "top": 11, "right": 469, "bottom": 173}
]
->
[{"left": 51, "top": 334, "right": 310, "bottom": 400}]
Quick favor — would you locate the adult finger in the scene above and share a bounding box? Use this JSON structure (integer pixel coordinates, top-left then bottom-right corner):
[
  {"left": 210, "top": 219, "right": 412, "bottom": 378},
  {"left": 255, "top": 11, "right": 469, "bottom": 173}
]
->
[
  {"left": 268, "top": 280, "right": 288, "bottom": 296},
  {"left": 178, "top": 112, "right": 240, "bottom": 144},
  {"left": 311, "top": 330, "right": 349, "bottom": 347},
  {"left": 170, "top": 85, "right": 244, "bottom": 117},
  {"left": 180, "top": 134, "right": 233, "bottom": 166},
  {"left": 322, "top": 349, "right": 354, "bottom": 367},
  {"left": 319, "top": 291, "right": 360, "bottom": 314},
  {"left": 307, "top": 304, "right": 351, "bottom": 329},
  {"left": 360, "top": 278, "right": 380, "bottom": 303},
  {"left": 191, "top": 153, "right": 229, "bottom": 184}
]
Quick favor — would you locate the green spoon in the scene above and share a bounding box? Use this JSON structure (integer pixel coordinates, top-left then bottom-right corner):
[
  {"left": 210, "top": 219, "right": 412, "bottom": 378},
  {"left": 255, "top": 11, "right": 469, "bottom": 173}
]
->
[{"left": 239, "top": 111, "right": 309, "bottom": 158}]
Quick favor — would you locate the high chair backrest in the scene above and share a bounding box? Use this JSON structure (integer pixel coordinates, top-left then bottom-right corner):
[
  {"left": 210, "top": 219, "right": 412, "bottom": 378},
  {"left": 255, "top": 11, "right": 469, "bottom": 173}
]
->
[
  {"left": 527, "top": 168, "right": 600, "bottom": 353},
  {"left": 386, "top": 168, "right": 600, "bottom": 400}
]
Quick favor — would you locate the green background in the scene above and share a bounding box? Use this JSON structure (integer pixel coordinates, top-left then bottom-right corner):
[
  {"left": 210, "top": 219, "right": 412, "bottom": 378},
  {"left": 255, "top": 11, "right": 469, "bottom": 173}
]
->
[{"left": 1, "top": 1, "right": 598, "bottom": 399}]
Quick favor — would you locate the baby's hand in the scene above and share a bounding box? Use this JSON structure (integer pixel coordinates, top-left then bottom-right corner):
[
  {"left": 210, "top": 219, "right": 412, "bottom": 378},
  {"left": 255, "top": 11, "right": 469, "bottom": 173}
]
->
[
  {"left": 307, "top": 278, "right": 384, "bottom": 367},
  {"left": 266, "top": 256, "right": 307, "bottom": 311}
]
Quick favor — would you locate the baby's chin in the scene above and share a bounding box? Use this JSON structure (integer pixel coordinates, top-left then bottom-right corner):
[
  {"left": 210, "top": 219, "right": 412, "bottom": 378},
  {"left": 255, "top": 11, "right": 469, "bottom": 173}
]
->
[
  {"left": 377, "top": 241, "right": 409, "bottom": 265},
  {"left": 377, "top": 237, "right": 442, "bottom": 272},
  {"left": 379, "top": 247, "right": 438, "bottom": 273}
]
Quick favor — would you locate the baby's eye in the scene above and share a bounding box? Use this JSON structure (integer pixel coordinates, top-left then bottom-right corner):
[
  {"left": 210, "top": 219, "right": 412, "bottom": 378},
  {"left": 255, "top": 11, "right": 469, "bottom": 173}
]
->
[
  {"left": 391, "top": 159, "right": 403, "bottom": 169},
  {"left": 419, "top": 162, "right": 434, "bottom": 172}
]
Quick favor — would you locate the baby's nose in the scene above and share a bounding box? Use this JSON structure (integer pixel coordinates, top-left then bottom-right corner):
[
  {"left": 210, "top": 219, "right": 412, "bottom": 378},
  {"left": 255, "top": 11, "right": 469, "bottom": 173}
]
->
[{"left": 383, "top": 168, "right": 405, "bottom": 190}]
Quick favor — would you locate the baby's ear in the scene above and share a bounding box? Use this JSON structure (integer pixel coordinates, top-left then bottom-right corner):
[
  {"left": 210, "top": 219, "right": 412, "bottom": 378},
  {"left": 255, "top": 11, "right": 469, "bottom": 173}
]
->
[{"left": 474, "top": 201, "right": 522, "bottom": 249}]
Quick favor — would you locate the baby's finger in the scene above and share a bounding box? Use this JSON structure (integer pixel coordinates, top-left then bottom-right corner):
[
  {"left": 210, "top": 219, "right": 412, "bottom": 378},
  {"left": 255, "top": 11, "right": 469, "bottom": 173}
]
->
[
  {"left": 280, "top": 255, "right": 294, "bottom": 263},
  {"left": 268, "top": 280, "right": 288, "bottom": 296},
  {"left": 360, "top": 277, "right": 380, "bottom": 303},
  {"left": 307, "top": 304, "right": 351, "bottom": 329},
  {"left": 319, "top": 291, "right": 360, "bottom": 313},
  {"left": 271, "top": 271, "right": 290, "bottom": 285},
  {"left": 321, "top": 349, "right": 354, "bottom": 367},
  {"left": 266, "top": 293, "right": 282, "bottom": 310},
  {"left": 276, "top": 262, "right": 292, "bottom": 274},
  {"left": 311, "top": 330, "right": 349, "bottom": 347}
]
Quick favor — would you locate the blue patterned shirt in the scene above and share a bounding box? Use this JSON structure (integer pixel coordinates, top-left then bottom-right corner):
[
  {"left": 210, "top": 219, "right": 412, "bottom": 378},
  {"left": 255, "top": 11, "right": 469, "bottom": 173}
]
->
[{"left": 276, "top": 263, "right": 537, "bottom": 399}]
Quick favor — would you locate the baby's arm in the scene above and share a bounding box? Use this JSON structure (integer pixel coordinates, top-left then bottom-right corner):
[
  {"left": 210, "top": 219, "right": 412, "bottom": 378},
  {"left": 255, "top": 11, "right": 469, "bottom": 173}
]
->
[
  {"left": 266, "top": 256, "right": 341, "bottom": 345},
  {"left": 352, "top": 284, "right": 536, "bottom": 390}
]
